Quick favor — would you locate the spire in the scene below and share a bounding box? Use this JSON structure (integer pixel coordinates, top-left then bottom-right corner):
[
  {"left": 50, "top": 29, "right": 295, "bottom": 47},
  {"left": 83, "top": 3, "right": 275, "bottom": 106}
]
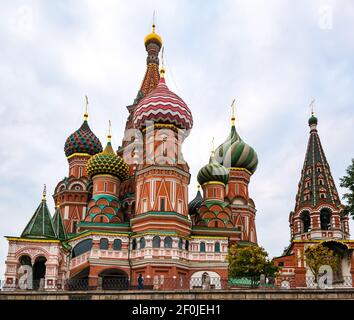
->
[
  {"left": 42, "top": 184, "right": 46, "bottom": 201},
  {"left": 308, "top": 99, "right": 318, "bottom": 129},
  {"left": 84, "top": 95, "right": 89, "bottom": 121},
  {"left": 53, "top": 204, "right": 67, "bottom": 241},
  {"left": 160, "top": 46, "right": 165, "bottom": 78},
  {"left": 136, "top": 19, "right": 163, "bottom": 101},
  {"left": 103, "top": 120, "right": 115, "bottom": 154},
  {"left": 21, "top": 188, "right": 57, "bottom": 239},
  {"left": 231, "top": 99, "right": 236, "bottom": 126},
  {"left": 295, "top": 113, "right": 341, "bottom": 211}
]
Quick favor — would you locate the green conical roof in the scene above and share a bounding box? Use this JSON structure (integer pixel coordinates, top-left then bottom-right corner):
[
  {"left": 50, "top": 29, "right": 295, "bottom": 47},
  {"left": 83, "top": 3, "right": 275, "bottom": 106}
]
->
[
  {"left": 53, "top": 205, "right": 67, "bottom": 241},
  {"left": 21, "top": 195, "right": 57, "bottom": 240}
]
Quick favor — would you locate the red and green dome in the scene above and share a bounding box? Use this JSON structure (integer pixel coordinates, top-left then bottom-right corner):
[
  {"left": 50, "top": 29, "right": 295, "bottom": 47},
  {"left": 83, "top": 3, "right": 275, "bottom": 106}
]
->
[
  {"left": 86, "top": 141, "right": 129, "bottom": 181},
  {"left": 215, "top": 124, "right": 258, "bottom": 174},
  {"left": 64, "top": 120, "right": 103, "bottom": 157},
  {"left": 133, "top": 72, "right": 193, "bottom": 130}
]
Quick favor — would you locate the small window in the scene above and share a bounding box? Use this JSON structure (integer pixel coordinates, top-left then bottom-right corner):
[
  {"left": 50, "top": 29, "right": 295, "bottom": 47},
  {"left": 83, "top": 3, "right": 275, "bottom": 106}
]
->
[
  {"left": 164, "top": 236, "right": 172, "bottom": 248},
  {"left": 140, "top": 237, "right": 146, "bottom": 249},
  {"left": 152, "top": 236, "right": 161, "bottom": 248},
  {"left": 185, "top": 240, "right": 189, "bottom": 251},
  {"left": 132, "top": 239, "right": 137, "bottom": 250},
  {"left": 160, "top": 198, "right": 166, "bottom": 211},
  {"left": 178, "top": 238, "right": 183, "bottom": 250},
  {"left": 72, "top": 221, "right": 78, "bottom": 233},
  {"left": 215, "top": 242, "right": 220, "bottom": 252},
  {"left": 278, "top": 262, "right": 284, "bottom": 267},
  {"left": 200, "top": 242, "right": 206, "bottom": 252},
  {"left": 100, "top": 238, "right": 109, "bottom": 250},
  {"left": 113, "top": 239, "right": 121, "bottom": 251}
]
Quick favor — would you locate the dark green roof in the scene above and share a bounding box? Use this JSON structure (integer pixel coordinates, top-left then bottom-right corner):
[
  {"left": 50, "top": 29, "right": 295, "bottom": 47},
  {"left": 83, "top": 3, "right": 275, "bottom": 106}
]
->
[
  {"left": 53, "top": 206, "right": 67, "bottom": 241},
  {"left": 21, "top": 199, "right": 57, "bottom": 240}
]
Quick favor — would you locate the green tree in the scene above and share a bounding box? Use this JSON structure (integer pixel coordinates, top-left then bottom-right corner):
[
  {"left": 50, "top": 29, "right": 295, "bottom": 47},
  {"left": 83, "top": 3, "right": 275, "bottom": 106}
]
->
[
  {"left": 305, "top": 243, "right": 339, "bottom": 286},
  {"left": 227, "top": 244, "right": 278, "bottom": 278},
  {"left": 340, "top": 158, "right": 354, "bottom": 219}
]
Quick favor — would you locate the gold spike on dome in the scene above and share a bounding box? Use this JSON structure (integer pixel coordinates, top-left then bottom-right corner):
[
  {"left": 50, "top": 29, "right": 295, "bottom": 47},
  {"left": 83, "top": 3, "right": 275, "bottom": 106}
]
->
[
  {"left": 160, "top": 46, "right": 165, "bottom": 77},
  {"left": 107, "top": 120, "right": 112, "bottom": 142},
  {"left": 231, "top": 99, "right": 236, "bottom": 126},
  {"left": 84, "top": 95, "right": 89, "bottom": 120},
  {"left": 42, "top": 184, "right": 46, "bottom": 201},
  {"left": 103, "top": 120, "right": 115, "bottom": 154},
  {"left": 56, "top": 197, "right": 60, "bottom": 208}
]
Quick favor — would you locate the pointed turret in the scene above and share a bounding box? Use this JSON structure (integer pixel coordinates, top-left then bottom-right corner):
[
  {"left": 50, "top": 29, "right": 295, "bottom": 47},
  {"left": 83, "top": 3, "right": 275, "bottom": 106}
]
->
[
  {"left": 53, "top": 200, "right": 67, "bottom": 241},
  {"left": 295, "top": 113, "right": 341, "bottom": 211},
  {"left": 21, "top": 185, "right": 57, "bottom": 239}
]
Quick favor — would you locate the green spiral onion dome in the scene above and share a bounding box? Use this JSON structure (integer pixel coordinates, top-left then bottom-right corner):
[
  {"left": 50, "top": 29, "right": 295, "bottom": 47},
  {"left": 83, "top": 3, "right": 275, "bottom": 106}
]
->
[
  {"left": 308, "top": 114, "right": 318, "bottom": 126},
  {"left": 86, "top": 140, "right": 129, "bottom": 181},
  {"left": 188, "top": 187, "right": 203, "bottom": 216},
  {"left": 214, "top": 124, "right": 258, "bottom": 174},
  {"left": 64, "top": 120, "right": 103, "bottom": 157},
  {"left": 197, "top": 153, "right": 230, "bottom": 186}
]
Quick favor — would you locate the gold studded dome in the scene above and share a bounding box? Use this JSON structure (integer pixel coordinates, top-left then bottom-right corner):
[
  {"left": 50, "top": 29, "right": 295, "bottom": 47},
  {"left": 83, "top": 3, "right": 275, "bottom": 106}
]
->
[{"left": 86, "top": 123, "right": 129, "bottom": 181}]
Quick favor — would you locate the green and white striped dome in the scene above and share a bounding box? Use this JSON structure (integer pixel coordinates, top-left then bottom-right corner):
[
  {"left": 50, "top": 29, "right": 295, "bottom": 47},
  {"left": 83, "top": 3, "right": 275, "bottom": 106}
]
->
[
  {"left": 197, "top": 153, "right": 229, "bottom": 186},
  {"left": 214, "top": 124, "right": 258, "bottom": 174}
]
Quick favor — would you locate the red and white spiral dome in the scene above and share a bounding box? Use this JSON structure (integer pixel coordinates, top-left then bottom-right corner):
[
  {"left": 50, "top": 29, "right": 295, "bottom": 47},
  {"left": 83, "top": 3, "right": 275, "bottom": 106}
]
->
[{"left": 133, "top": 73, "right": 193, "bottom": 130}]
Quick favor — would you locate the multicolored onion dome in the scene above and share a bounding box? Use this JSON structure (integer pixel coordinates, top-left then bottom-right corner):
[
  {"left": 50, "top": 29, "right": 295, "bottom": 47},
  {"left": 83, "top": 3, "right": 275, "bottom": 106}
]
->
[
  {"left": 188, "top": 187, "right": 203, "bottom": 215},
  {"left": 197, "top": 153, "right": 229, "bottom": 186},
  {"left": 144, "top": 24, "right": 162, "bottom": 47},
  {"left": 214, "top": 124, "right": 258, "bottom": 174},
  {"left": 133, "top": 74, "right": 193, "bottom": 130},
  {"left": 64, "top": 120, "right": 103, "bottom": 157},
  {"left": 86, "top": 141, "right": 129, "bottom": 181}
]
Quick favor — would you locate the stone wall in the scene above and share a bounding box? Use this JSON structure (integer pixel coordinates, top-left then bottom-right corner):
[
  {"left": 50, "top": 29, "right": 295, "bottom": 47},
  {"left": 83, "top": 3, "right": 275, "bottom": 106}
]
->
[{"left": 1, "top": 289, "right": 354, "bottom": 300}]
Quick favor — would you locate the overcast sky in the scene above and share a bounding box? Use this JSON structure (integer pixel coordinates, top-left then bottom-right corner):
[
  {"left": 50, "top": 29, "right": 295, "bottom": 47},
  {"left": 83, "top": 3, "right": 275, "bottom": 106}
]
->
[{"left": 0, "top": 0, "right": 353, "bottom": 277}]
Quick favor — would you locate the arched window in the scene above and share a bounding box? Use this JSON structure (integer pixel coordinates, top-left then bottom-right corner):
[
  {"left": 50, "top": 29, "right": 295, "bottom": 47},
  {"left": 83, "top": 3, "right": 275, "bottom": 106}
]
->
[
  {"left": 320, "top": 209, "right": 331, "bottom": 230},
  {"left": 164, "top": 236, "right": 172, "bottom": 248},
  {"left": 185, "top": 240, "right": 189, "bottom": 251},
  {"left": 100, "top": 238, "right": 109, "bottom": 250},
  {"left": 301, "top": 211, "right": 311, "bottom": 233},
  {"left": 152, "top": 236, "right": 161, "bottom": 248},
  {"left": 19, "top": 255, "right": 32, "bottom": 266},
  {"left": 215, "top": 242, "right": 220, "bottom": 252},
  {"left": 72, "top": 239, "right": 93, "bottom": 258},
  {"left": 132, "top": 239, "right": 137, "bottom": 250},
  {"left": 113, "top": 239, "right": 121, "bottom": 251},
  {"left": 178, "top": 238, "right": 183, "bottom": 250},
  {"left": 139, "top": 237, "right": 146, "bottom": 249},
  {"left": 200, "top": 242, "right": 206, "bottom": 252}
]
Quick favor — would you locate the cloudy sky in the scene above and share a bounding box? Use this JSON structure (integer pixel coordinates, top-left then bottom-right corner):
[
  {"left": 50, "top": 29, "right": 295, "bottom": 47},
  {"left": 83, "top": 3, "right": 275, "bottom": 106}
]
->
[{"left": 0, "top": 0, "right": 353, "bottom": 277}]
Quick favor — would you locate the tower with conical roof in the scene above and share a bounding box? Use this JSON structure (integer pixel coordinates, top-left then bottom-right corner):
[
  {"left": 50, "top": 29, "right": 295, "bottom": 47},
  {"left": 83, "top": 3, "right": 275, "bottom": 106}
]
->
[
  {"left": 274, "top": 111, "right": 352, "bottom": 288},
  {"left": 289, "top": 113, "right": 349, "bottom": 240}
]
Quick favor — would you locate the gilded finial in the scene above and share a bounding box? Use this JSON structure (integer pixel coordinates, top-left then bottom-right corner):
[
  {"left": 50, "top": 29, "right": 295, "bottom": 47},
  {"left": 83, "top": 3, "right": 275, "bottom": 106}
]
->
[
  {"left": 310, "top": 99, "right": 315, "bottom": 116},
  {"left": 197, "top": 184, "right": 201, "bottom": 191},
  {"left": 42, "top": 184, "right": 46, "bottom": 201},
  {"left": 84, "top": 95, "right": 89, "bottom": 120},
  {"left": 160, "top": 46, "right": 165, "bottom": 77},
  {"left": 56, "top": 197, "right": 60, "bottom": 208},
  {"left": 211, "top": 137, "right": 215, "bottom": 156},
  {"left": 152, "top": 10, "right": 156, "bottom": 32},
  {"left": 231, "top": 99, "right": 236, "bottom": 125},
  {"left": 108, "top": 120, "right": 112, "bottom": 142}
]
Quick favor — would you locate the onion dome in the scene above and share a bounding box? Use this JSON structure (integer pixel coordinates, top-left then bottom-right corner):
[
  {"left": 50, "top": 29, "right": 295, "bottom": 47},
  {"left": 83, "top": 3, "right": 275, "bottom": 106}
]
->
[
  {"left": 133, "top": 69, "right": 193, "bottom": 130},
  {"left": 308, "top": 113, "right": 318, "bottom": 126},
  {"left": 214, "top": 105, "right": 258, "bottom": 174},
  {"left": 188, "top": 186, "right": 203, "bottom": 215},
  {"left": 197, "top": 153, "right": 229, "bottom": 186},
  {"left": 64, "top": 108, "right": 103, "bottom": 157},
  {"left": 144, "top": 23, "right": 162, "bottom": 47},
  {"left": 86, "top": 122, "right": 129, "bottom": 181}
]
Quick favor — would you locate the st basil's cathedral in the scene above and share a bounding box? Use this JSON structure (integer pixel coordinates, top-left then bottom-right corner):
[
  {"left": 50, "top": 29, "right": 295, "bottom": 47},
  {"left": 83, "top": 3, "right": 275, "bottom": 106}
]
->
[{"left": 2, "top": 24, "right": 353, "bottom": 290}]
